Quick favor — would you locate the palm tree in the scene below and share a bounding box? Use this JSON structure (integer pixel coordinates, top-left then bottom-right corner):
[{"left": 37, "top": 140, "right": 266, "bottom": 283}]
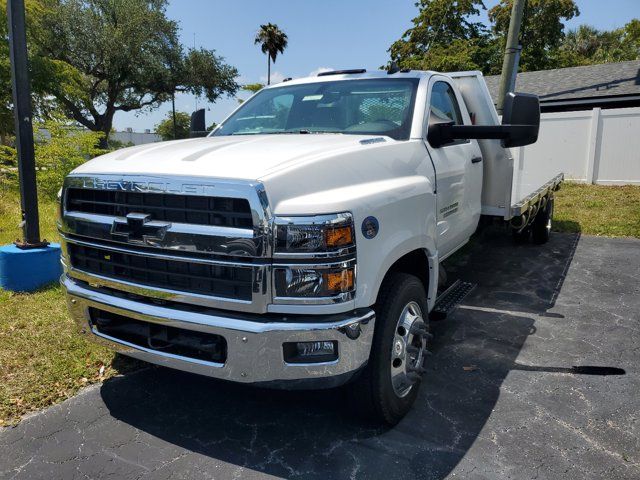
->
[{"left": 254, "top": 23, "right": 288, "bottom": 85}]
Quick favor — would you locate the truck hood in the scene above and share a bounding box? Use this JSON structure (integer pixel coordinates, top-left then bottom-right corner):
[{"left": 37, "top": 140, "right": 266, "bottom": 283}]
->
[{"left": 72, "top": 134, "right": 391, "bottom": 181}]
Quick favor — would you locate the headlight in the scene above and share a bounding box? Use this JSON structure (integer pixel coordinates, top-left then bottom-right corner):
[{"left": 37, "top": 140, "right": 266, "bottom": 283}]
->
[
  {"left": 272, "top": 213, "right": 356, "bottom": 303},
  {"left": 274, "top": 265, "right": 355, "bottom": 298},
  {"left": 274, "top": 213, "right": 354, "bottom": 254}
]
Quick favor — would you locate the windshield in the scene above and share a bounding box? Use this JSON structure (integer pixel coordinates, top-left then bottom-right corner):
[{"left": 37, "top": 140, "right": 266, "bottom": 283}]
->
[{"left": 212, "top": 78, "right": 419, "bottom": 140}]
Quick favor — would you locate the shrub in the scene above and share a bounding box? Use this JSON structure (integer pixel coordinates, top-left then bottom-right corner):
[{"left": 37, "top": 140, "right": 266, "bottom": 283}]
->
[
  {"left": 1, "top": 115, "right": 107, "bottom": 198},
  {"left": 33, "top": 116, "right": 105, "bottom": 197},
  {"left": 0, "top": 144, "right": 17, "bottom": 187}
]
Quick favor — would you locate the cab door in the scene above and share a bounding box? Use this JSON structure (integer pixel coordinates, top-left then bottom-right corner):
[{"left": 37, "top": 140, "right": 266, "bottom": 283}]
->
[{"left": 423, "top": 78, "right": 483, "bottom": 258}]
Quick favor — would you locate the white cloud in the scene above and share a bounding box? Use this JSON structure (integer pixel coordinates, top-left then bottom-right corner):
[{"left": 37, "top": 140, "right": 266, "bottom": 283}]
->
[
  {"left": 308, "top": 67, "right": 333, "bottom": 77},
  {"left": 259, "top": 70, "right": 286, "bottom": 85},
  {"left": 236, "top": 75, "right": 251, "bottom": 85}
]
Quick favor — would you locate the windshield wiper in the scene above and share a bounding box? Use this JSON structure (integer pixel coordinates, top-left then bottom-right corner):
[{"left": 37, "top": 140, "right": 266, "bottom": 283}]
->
[
  {"left": 252, "top": 130, "right": 310, "bottom": 135},
  {"left": 230, "top": 130, "right": 344, "bottom": 136},
  {"left": 299, "top": 130, "right": 343, "bottom": 134}
]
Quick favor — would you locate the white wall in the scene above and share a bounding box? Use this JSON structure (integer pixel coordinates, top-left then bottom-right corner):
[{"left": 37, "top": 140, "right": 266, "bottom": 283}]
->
[
  {"left": 111, "top": 130, "right": 162, "bottom": 146},
  {"left": 520, "top": 106, "right": 640, "bottom": 185}
]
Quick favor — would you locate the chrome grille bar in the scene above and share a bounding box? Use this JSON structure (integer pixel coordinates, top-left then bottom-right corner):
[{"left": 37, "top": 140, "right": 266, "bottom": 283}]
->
[
  {"left": 67, "top": 243, "right": 253, "bottom": 300},
  {"left": 66, "top": 187, "right": 253, "bottom": 228}
]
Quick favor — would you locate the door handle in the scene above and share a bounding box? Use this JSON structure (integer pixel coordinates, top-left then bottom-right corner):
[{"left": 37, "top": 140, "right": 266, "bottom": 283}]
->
[{"left": 471, "top": 156, "right": 483, "bottom": 164}]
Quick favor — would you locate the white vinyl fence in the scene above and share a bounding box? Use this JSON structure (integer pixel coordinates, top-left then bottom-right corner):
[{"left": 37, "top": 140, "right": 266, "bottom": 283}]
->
[{"left": 519, "top": 106, "right": 640, "bottom": 185}]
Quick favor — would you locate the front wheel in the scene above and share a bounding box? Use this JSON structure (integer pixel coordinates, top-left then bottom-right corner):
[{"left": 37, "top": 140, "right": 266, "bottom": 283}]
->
[{"left": 347, "top": 273, "right": 431, "bottom": 425}]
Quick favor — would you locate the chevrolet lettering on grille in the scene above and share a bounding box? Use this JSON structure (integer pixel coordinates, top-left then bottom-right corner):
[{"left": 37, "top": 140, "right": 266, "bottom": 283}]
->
[{"left": 111, "top": 213, "right": 171, "bottom": 244}]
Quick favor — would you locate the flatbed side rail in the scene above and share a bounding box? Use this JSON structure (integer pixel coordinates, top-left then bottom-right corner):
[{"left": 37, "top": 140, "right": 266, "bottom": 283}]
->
[{"left": 510, "top": 173, "right": 564, "bottom": 218}]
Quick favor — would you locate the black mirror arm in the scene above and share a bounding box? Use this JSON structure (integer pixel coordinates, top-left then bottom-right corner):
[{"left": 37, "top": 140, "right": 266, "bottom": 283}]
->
[
  {"left": 447, "top": 124, "right": 534, "bottom": 140},
  {"left": 430, "top": 123, "right": 537, "bottom": 148}
]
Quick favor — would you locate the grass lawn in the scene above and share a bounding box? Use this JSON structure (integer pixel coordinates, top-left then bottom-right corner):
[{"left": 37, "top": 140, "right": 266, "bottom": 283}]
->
[
  {"left": 0, "top": 186, "right": 139, "bottom": 426},
  {"left": 553, "top": 182, "right": 640, "bottom": 238},
  {"left": 0, "top": 181, "right": 638, "bottom": 426}
]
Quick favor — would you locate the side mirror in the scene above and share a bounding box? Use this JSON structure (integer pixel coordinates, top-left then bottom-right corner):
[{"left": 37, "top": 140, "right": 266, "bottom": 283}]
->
[
  {"left": 190, "top": 109, "right": 207, "bottom": 138},
  {"left": 427, "top": 92, "right": 541, "bottom": 148},
  {"left": 500, "top": 92, "right": 540, "bottom": 147}
]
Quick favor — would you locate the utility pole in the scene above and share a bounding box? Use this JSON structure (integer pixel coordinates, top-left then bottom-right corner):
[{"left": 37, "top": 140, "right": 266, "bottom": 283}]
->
[
  {"left": 496, "top": 0, "right": 526, "bottom": 114},
  {"left": 7, "top": 0, "right": 46, "bottom": 248},
  {"left": 172, "top": 92, "right": 177, "bottom": 139}
]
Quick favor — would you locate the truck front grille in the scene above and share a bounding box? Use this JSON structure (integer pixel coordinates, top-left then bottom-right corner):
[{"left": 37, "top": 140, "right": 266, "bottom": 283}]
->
[
  {"left": 61, "top": 176, "right": 271, "bottom": 313},
  {"left": 90, "top": 308, "right": 227, "bottom": 363},
  {"left": 68, "top": 243, "right": 253, "bottom": 301},
  {"left": 66, "top": 188, "right": 253, "bottom": 228}
]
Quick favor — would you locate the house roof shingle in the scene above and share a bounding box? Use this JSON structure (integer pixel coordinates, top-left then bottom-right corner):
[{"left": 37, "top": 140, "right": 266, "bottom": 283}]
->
[{"left": 484, "top": 60, "right": 640, "bottom": 107}]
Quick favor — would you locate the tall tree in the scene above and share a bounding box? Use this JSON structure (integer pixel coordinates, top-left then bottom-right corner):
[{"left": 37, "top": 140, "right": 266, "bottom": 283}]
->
[
  {"left": 34, "top": 0, "right": 239, "bottom": 147},
  {"left": 254, "top": 23, "right": 288, "bottom": 85},
  {"left": 388, "top": 0, "right": 494, "bottom": 72},
  {"left": 0, "top": 0, "right": 76, "bottom": 144},
  {"left": 558, "top": 20, "right": 640, "bottom": 67},
  {"left": 489, "top": 0, "right": 580, "bottom": 71}
]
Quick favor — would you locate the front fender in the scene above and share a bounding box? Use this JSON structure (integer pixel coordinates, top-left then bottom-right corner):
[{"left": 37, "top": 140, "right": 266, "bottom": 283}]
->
[
  {"left": 354, "top": 183, "right": 437, "bottom": 310},
  {"left": 275, "top": 175, "right": 437, "bottom": 311}
]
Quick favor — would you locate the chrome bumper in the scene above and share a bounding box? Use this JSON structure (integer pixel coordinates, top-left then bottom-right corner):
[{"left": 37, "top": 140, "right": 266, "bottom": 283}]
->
[{"left": 62, "top": 275, "right": 375, "bottom": 387}]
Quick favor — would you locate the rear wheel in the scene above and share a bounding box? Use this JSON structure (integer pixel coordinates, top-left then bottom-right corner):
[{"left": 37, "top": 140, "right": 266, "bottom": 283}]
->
[
  {"left": 512, "top": 226, "right": 531, "bottom": 244},
  {"left": 347, "top": 273, "right": 430, "bottom": 425},
  {"left": 532, "top": 196, "right": 554, "bottom": 244}
]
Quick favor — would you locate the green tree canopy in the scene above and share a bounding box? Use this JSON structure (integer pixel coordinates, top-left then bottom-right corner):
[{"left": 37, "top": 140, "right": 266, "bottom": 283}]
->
[
  {"left": 389, "top": 0, "right": 494, "bottom": 73},
  {"left": 33, "top": 0, "right": 239, "bottom": 147},
  {"left": 254, "top": 23, "right": 288, "bottom": 85},
  {"left": 558, "top": 20, "right": 640, "bottom": 66},
  {"left": 388, "top": 0, "right": 609, "bottom": 74},
  {"left": 0, "top": 0, "right": 77, "bottom": 143},
  {"left": 489, "top": 0, "right": 580, "bottom": 71},
  {"left": 242, "top": 83, "right": 264, "bottom": 94},
  {"left": 155, "top": 111, "right": 191, "bottom": 141}
]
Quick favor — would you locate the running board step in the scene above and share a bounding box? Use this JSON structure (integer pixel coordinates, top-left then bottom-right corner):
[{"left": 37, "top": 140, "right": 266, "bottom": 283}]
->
[{"left": 430, "top": 280, "right": 476, "bottom": 321}]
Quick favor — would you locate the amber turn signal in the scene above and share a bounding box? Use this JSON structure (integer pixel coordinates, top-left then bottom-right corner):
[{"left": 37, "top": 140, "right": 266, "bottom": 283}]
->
[
  {"left": 324, "top": 268, "right": 354, "bottom": 294},
  {"left": 325, "top": 226, "right": 353, "bottom": 248}
]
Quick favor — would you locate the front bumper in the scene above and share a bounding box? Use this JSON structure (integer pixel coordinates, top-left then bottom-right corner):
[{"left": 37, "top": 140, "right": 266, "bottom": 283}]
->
[{"left": 62, "top": 275, "right": 375, "bottom": 388}]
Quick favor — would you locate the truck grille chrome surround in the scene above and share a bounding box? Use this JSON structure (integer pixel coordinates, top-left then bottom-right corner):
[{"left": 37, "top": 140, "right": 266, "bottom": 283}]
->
[{"left": 59, "top": 175, "right": 273, "bottom": 314}]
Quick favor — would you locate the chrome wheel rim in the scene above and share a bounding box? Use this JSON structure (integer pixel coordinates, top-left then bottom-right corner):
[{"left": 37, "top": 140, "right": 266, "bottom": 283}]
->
[
  {"left": 546, "top": 200, "right": 554, "bottom": 233},
  {"left": 390, "top": 301, "right": 428, "bottom": 398}
]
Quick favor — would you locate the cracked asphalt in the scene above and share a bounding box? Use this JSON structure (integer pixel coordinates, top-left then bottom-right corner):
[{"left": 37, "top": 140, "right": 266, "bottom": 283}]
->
[{"left": 1, "top": 231, "right": 639, "bottom": 479}]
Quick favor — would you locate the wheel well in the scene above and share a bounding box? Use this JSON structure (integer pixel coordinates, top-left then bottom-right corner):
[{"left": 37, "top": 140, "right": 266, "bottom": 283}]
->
[{"left": 379, "top": 249, "right": 431, "bottom": 301}]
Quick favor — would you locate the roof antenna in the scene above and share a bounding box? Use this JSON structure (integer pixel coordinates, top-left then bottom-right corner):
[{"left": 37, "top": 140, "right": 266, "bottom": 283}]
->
[{"left": 387, "top": 61, "right": 400, "bottom": 75}]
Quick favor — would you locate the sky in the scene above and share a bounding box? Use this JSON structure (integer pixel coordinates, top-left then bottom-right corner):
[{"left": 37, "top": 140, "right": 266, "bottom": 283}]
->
[{"left": 114, "top": 0, "right": 640, "bottom": 133}]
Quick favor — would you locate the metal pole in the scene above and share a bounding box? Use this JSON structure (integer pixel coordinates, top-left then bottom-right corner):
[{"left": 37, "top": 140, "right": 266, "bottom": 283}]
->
[
  {"left": 7, "top": 0, "right": 45, "bottom": 248},
  {"left": 172, "top": 92, "right": 177, "bottom": 139},
  {"left": 496, "top": 0, "right": 526, "bottom": 114},
  {"left": 267, "top": 54, "right": 270, "bottom": 85}
]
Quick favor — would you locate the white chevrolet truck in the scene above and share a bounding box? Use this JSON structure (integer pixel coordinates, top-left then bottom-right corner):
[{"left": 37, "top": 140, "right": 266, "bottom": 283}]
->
[{"left": 59, "top": 69, "right": 562, "bottom": 425}]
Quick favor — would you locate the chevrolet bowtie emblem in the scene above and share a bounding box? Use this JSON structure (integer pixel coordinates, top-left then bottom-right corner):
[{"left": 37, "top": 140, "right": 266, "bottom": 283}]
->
[{"left": 111, "top": 213, "right": 170, "bottom": 243}]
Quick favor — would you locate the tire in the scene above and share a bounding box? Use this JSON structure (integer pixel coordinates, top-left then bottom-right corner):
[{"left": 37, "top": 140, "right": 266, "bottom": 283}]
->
[
  {"left": 532, "top": 196, "right": 554, "bottom": 245},
  {"left": 347, "top": 273, "right": 430, "bottom": 426},
  {"left": 512, "top": 226, "right": 531, "bottom": 244}
]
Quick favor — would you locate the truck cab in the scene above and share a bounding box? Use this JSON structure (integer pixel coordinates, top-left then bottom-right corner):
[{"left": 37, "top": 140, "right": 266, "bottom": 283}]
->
[{"left": 59, "top": 69, "right": 559, "bottom": 424}]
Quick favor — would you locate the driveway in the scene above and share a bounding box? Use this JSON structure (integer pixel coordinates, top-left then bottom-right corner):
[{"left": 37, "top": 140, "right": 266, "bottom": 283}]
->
[{"left": 1, "top": 232, "right": 639, "bottom": 480}]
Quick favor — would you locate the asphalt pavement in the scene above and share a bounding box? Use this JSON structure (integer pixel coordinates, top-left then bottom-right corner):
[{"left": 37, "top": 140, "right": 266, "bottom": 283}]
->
[{"left": 1, "top": 231, "right": 639, "bottom": 479}]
